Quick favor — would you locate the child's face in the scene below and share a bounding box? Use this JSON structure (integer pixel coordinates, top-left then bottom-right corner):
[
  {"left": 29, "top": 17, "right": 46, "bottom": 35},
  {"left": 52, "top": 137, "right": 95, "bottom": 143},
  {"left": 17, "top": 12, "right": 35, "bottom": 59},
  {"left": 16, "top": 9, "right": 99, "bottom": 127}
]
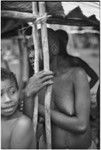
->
[
  {"left": 28, "top": 49, "right": 35, "bottom": 68},
  {"left": 28, "top": 49, "right": 43, "bottom": 70},
  {"left": 1, "top": 79, "right": 19, "bottom": 117}
]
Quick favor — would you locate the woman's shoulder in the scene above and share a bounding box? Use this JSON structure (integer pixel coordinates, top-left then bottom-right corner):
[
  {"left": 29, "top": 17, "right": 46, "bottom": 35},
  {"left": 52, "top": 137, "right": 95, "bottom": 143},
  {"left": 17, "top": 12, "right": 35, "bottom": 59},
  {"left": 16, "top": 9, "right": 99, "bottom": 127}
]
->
[
  {"left": 68, "top": 55, "right": 83, "bottom": 67},
  {"left": 72, "top": 67, "right": 86, "bottom": 75},
  {"left": 71, "top": 67, "right": 88, "bottom": 83},
  {"left": 64, "top": 66, "right": 86, "bottom": 81},
  {"left": 59, "top": 66, "right": 85, "bottom": 78}
]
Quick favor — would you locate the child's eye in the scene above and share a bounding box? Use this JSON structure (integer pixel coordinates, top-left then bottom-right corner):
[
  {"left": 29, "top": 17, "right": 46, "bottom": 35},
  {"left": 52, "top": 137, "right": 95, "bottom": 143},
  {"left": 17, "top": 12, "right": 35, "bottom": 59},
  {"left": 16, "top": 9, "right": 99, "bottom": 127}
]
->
[
  {"left": 11, "top": 90, "right": 15, "bottom": 94},
  {"left": 9, "top": 89, "right": 16, "bottom": 95}
]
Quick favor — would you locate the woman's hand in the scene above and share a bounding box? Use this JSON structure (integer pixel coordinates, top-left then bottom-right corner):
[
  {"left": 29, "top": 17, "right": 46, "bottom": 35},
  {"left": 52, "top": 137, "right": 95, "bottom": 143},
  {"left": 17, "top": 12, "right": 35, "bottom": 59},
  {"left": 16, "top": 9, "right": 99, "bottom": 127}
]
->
[{"left": 25, "top": 70, "right": 54, "bottom": 97}]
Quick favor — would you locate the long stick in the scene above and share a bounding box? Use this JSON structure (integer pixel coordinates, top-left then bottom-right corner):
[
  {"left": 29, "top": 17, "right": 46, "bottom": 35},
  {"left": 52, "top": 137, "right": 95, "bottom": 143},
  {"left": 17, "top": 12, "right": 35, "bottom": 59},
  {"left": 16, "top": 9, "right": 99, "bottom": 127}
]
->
[
  {"left": 39, "top": 2, "right": 52, "bottom": 149},
  {"left": 22, "top": 31, "right": 29, "bottom": 83},
  {"left": 18, "top": 28, "right": 29, "bottom": 94},
  {"left": 1, "top": 57, "right": 10, "bottom": 71},
  {"left": 1, "top": 10, "right": 36, "bottom": 22},
  {"left": 32, "top": 2, "right": 40, "bottom": 148},
  {"left": 17, "top": 36, "right": 25, "bottom": 102}
]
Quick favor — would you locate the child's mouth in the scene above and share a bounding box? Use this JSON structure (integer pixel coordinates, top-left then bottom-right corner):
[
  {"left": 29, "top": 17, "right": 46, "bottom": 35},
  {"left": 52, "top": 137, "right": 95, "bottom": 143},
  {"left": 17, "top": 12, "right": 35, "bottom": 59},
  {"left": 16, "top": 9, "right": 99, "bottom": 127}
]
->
[{"left": 2, "top": 103, "right": 18, "bottom": 112}]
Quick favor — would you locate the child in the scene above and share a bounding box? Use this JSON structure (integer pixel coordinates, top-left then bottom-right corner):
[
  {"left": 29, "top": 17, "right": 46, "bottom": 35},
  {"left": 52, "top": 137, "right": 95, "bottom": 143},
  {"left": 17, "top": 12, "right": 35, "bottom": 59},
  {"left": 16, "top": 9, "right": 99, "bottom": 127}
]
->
[
  {"left": 1, "top": 67, "right": 53, "bottom": 149},
  {"left": 1, "top": 67, "right": 35, "bottom": 149}
]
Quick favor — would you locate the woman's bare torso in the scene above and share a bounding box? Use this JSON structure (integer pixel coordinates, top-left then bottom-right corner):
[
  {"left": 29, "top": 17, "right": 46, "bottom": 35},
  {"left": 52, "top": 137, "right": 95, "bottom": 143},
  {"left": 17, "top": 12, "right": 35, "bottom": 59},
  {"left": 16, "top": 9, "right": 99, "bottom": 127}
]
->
[{"left": 39, "top": 68, "right": 91, "bottom": 149}]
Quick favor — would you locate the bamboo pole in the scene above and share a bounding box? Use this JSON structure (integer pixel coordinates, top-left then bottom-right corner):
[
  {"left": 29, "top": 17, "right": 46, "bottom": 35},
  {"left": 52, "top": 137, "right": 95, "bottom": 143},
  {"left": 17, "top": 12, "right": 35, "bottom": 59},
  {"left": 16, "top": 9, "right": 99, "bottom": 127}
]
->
[
  {"left": 1, "top": 10, "right": 36, "bottom": 22},
  {"left": 31, "top": 2, "right": 40, "bottom": 148},
  {"left": 18, "top": 29, "right": 29, "bottom": 82},
  {"left": 39, "top": 2, "right": 52, "bottom": 149},
  {"left": 1, "top": 58, "right": 10, "bottom": 71},
  {"left": 17, "top": 36, "right": 25, "bottom": 102},
  {"left": 18, "top": 31, "right": 29, "bottom": 113},
  {"left": 22, "top": 37, "right": 29, "bottom": 82}
]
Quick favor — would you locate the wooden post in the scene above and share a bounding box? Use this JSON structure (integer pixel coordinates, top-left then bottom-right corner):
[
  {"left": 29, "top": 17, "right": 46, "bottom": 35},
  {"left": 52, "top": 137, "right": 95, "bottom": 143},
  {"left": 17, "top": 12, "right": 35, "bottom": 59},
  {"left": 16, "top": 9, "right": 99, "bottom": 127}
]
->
[
  {"left": 17, "top": 31, "right": 29, "bottom": 112},
  {"left": 17, "top": 36, "right": 25, "bottom": 101},
  {"left": 32, "top": 2, "right": 40, "bottom": 148},
  {"left": 22, "top": 29, "right": 29, "bottom": 83},
  {"left": 39, "top": 2, "right": 52, "bottom": 149},
  {"left": 1, "top": 10, "right": 36, "bottom": 22},
  {"left": 1, "top": 57, "right": 10, "bottom": 71}
]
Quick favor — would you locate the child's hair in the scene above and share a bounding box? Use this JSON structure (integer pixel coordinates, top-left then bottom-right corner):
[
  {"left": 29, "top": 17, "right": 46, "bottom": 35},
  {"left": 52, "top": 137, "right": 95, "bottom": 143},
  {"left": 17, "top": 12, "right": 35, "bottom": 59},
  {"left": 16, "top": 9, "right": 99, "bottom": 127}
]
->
[{"left": 1, "top": 67, "right": 18, "bottom": 89}]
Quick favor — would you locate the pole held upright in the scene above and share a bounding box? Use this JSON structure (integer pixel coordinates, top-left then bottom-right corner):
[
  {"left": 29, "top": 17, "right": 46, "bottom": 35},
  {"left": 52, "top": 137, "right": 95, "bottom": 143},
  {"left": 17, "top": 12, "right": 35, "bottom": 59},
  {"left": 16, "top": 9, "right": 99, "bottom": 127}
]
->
[{"left": 39, "top": 2, "right": 52, "bottom": 149}]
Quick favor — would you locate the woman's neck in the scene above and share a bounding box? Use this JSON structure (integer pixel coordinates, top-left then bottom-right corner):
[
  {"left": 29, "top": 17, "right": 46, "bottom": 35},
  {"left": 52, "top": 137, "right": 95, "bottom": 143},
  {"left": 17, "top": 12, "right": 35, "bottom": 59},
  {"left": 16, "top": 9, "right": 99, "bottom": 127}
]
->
[{"left": 51, "top": 55, "right": 71, "bottom": 76}]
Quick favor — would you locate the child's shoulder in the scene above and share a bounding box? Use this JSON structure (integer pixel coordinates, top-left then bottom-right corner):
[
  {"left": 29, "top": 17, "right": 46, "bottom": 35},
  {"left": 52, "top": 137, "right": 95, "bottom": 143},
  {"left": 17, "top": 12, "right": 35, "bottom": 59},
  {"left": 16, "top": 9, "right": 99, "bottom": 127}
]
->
[
  {"left": 14, "top": 111, "right": 32, "bottom": 130},
  {"left": 9, "top": 112, "right": 34, "bottom": 148},
  {"left": 11, "top": 111, "right": 33, "bottom": 144}
]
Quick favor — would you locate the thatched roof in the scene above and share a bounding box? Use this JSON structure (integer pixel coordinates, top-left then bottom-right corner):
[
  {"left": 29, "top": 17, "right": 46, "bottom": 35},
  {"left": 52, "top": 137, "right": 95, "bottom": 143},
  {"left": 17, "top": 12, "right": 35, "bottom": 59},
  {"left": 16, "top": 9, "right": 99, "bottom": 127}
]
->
[
  {"left": 1, "top": 2, "right": 65, "bottom": 34},
  {"left": 48, "top": 6, "right": 99, "bottom": 27},
  {"left": 1, "top": 2, "right": 100, "bottom": 37}
]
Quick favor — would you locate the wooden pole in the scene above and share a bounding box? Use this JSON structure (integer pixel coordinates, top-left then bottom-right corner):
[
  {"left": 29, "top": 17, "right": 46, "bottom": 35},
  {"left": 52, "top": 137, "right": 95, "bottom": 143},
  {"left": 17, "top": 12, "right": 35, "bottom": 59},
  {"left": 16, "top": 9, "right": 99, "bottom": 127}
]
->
[
  {"left": 17, "top": 36, "right": 25, "bottom": 101},
  {"left": 39, "top": 2, "right": 52, "bottom": 149},
  {"left": 18, "top": 30, "right": 29, "bottom": 112},
  {"left": 23, "top": 33, "right": 29, "bottom": 83},
  {"left": 18, "top": 29, "right": 29, "bottom": 82},
  {"left": 1, "top": 57, "right": 10, "bottom": 71},
  {"left": 1, "top": 10, "right": 36, "bottom": 22},
  {"left": 32, "top": 2, "right": 40, "bottom": 148}
]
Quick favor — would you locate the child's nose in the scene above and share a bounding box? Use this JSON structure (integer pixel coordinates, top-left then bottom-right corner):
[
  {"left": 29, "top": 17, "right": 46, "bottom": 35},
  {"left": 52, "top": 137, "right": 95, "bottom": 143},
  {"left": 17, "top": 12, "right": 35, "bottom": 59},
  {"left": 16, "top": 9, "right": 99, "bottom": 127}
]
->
[{"left": 4, "top": 93, "right": 11, "bottom": 102}]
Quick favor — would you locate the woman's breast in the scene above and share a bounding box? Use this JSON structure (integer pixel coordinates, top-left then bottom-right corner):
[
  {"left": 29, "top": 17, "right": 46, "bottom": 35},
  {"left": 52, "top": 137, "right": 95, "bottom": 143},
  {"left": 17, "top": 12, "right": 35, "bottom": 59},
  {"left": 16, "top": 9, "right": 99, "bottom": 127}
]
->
[
  {"left": 52, "top": 78, "right": 75, "bottom": 116},
  {"left": 52, "top": 90, "right": 75, "bottom": 116}
]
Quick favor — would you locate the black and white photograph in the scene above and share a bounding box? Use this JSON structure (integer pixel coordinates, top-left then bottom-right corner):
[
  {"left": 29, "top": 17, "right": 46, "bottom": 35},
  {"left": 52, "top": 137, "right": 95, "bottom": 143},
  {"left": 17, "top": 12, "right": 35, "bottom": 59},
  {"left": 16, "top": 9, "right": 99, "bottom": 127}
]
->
[{"left": 1, "top": 1, "right": 100, "bottom": 149}]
